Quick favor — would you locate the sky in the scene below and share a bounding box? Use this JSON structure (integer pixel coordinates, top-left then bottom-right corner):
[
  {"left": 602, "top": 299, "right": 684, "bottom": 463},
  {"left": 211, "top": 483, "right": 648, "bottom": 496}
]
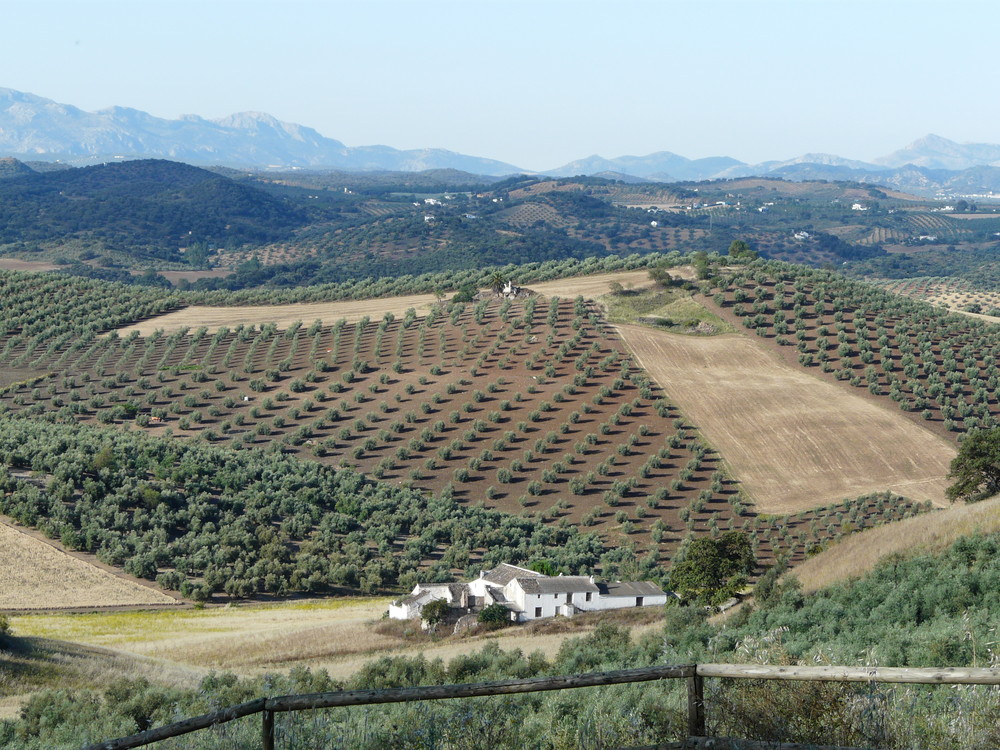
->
[{"left": 4, "top": 0, "right": 999, "bottom": 171}]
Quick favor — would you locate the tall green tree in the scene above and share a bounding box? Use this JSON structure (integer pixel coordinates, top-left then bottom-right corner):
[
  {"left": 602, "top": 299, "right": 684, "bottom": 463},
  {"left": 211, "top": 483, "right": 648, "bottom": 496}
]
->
[
  {"left": 946, "top": 428, "right": 1000, "bottom": 502},
  {"left": 669, "top": 531, "right": 754, "bottom": 605}
]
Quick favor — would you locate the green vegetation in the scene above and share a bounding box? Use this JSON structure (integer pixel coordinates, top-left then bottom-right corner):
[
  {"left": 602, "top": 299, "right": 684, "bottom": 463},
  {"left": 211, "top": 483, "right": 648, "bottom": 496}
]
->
[
  {"left": 420, "top": 598, "right": 451, "bottom": 627},
  {"left": 6, "top": 533, "right": 1000, "bottom": 749},
  {"left": 668, "top": 531, "right": 754, "bottom": 604},
  {"left": 946, "top": 427, "right": 1000, "bottom": 502},
  {"left": 710, "top": 258, "right": 1000, "bottom": 437},
  {"left": 0, "top": 418, "right": 604, "bottom": 599},
  {"left": 600, "top": 280, "right": 732, "bottom": 335},
  {"left": 0, "top": 160, "right": 303, "bottom": 262}
]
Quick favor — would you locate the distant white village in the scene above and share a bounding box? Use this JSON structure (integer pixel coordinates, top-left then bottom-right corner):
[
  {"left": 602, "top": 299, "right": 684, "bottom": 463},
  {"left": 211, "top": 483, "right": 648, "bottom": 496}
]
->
[{"left": 389, "top": 563, "right": 669, "bottom": 624}]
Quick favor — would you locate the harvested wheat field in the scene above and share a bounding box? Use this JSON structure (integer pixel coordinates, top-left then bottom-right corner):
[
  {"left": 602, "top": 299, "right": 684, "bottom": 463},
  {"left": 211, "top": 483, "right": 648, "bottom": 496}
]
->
[
  {"left": 117, "top": 270, "right": 672, "bottom": 336},
  {"left": 117, "top": 294, "right": 443, "bottom": 336},
  {"left": 616, "top": 324, "right": 955, "bottom": 513},
  {"left": 0, "top": 258, "right": 59, "bottom": 272},
  {"left": 0, "top": 523, "right": 179, "bottom": 610}
]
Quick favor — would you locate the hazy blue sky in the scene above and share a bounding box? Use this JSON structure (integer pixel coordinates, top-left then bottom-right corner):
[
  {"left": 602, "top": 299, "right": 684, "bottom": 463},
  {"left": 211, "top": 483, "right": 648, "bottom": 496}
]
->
[{"left": 5, "top": 0, "right": 998, "bottom": 170}]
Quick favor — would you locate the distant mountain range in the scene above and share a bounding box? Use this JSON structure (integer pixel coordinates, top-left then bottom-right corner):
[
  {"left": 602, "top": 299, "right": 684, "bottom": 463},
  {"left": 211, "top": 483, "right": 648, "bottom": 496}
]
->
[
  {"left": 0, "top": 88, "right": 521, "bottom": 174},
  {"left": 5, "top": 87, "right": 1000, "bottom": 195}
]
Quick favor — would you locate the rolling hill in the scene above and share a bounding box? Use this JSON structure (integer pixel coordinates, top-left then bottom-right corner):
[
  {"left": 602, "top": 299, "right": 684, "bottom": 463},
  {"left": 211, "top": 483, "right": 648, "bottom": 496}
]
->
[{"left": 0, "top": 159, "right": 305, "bottom": 260}]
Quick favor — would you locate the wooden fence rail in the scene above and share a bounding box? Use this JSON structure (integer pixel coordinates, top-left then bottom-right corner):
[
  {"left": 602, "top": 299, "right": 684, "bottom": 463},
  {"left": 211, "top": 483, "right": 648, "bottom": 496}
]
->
[{"left": 83, "top": 663, "right": 1000, "bottom": 750}]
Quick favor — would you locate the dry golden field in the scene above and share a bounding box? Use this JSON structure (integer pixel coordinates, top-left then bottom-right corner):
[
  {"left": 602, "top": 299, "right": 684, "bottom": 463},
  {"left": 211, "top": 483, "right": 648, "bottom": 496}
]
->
[
  {"left": 10, "top": 599, "right": 662, "bottom": 682},
  {"left": 790, "top": 494, "right": 1000, "bottom": 594},
  {"left": 0, "top": 258, "right": 58, "bottom": 272},
  {"left": 116, "top": 270, "right": 661, "bottom": 336},
  {"left": 616, "top": 324, "right": 955, "bottom": 513},
  {"left": 0, "top": 523, "right": 179, "bottom": 610}
]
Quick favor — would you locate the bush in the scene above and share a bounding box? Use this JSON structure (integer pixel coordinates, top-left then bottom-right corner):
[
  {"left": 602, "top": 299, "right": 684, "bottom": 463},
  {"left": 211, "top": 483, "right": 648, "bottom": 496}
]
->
[
  {"left": 421, "top": 598, "right": 451, "bottom": 627},
  {"left": 477, "top": 603, "right": 511, "bottom": 627}
]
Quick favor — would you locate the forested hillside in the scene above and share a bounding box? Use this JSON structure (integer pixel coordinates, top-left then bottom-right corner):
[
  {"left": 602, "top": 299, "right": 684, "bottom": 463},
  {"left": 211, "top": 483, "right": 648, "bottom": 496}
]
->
[{"left": 0, "top": 160, "right": 303, "bottom": 261}]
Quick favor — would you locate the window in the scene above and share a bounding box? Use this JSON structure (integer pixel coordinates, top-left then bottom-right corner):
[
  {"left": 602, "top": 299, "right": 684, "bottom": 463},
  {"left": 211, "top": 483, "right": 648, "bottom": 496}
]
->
[
  {"left": 534, "top": 607, "right": 542, "bottom": 618},
  {"left": 585, "top": 592, "right": 592, "bottom": 602},
  {"left": 636, "top": 596, "right": 644, "bottom": 607}
]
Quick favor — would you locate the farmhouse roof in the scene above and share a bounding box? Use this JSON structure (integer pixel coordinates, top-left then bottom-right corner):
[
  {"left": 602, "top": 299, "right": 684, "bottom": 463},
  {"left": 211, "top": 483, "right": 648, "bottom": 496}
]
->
[
  {"left": 598, "top": 581, "right": 666, "bottom": 598},
  {"left": 517, "top": 576, "right": 599, "bottom": 595},
  {"left": 480, "top": 563, "right": 543, "bottom": 586},
  {"left": 485, "top": 586, "right": 510, "bottom": 603}
]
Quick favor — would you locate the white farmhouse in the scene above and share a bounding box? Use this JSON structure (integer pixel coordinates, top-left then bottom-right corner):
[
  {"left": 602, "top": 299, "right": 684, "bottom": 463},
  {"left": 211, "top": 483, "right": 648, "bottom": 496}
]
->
[{"left": 388, "top": 563, "right": 669, "bottom": 623}]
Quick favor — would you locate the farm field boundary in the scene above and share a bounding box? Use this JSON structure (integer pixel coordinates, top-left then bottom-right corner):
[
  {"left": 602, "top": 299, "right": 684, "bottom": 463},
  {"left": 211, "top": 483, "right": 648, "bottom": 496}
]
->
[
  {"left": 615, "top": 323, "right": 954, "bottom": 514},
  {"left": 115, "top": 270, "right": 661, "bottom": 336}
]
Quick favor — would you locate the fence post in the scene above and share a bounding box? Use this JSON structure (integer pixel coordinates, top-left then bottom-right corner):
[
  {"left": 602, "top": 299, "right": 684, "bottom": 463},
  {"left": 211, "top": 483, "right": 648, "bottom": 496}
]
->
[
  {"left": 687, "top": 671, "right": 705, "bottom": 737},
  {"left": 262, "top": 708, "right": 274, "bottom": 750}
]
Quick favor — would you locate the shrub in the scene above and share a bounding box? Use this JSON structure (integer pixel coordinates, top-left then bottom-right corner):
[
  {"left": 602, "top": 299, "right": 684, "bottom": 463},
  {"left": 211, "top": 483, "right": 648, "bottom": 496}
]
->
[
  {"left": 422, "top": 598, "right": 451, "bottom": 627},
  {"left": 477, "top": 603, "right": 510, "bottom": 627}
]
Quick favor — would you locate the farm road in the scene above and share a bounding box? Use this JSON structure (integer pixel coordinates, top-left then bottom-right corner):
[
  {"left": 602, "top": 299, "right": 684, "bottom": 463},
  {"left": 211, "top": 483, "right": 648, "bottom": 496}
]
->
[{"left": 616, "top": 324, "right": 955, "bottom": 514}]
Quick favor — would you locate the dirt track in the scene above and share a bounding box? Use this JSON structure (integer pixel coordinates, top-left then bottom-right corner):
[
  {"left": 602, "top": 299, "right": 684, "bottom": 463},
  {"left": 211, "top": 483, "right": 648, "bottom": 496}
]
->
[
  {"left": 616, "top": 324, "right": 955, "bottom": 513},
  {"left": 116, "top": 270, "right": 663, "bottom": 335}
]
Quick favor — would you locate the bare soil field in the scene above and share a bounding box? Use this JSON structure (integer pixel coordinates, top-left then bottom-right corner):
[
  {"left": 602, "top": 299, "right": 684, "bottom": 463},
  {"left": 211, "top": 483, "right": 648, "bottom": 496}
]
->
[
  {"left": 0, "top": 258, "right": 59, "bottom": 272},
  {"left": 115, "top": 270, "right": 661, "bottom": 336},
  {"left": 117, "top": 293, "right": 443, "bottom": 336},
  {"left": 616, "top": 324, "right": 954, "bottom": 513},
  {"left": 0, "top": 522, "right": 179, "bottom": 610}
]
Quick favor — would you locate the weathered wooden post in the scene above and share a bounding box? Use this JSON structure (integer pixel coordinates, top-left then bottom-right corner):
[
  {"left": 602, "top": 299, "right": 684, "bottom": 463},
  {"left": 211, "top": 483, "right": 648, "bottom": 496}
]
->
[
  {"left": 262, "top": 708, "right": 274, "bottom": 750},
  {"left": 687, "top": 671, "right": 705, "bottom": 737}
]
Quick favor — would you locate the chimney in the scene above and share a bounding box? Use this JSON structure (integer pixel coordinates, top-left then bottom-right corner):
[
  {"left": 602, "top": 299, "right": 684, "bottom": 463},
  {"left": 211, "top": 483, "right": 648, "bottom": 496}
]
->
[{"left": 589, "top": 575, "right": 595, "bottom": 584}]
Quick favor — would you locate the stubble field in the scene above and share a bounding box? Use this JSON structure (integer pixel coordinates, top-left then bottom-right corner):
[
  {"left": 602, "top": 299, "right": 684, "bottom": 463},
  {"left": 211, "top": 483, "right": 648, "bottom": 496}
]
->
[
  {"left": 0, "top": 522, "right": 179, "bottom": 610},
  {"left": 617, "top": 324, "right": 954, "bottom": 513}
]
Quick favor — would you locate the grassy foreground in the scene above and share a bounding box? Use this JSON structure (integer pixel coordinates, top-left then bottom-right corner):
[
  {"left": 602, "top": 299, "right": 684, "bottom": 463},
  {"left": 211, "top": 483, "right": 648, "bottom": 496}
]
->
[{"left": 5, "top": 531, "right": 1000, "bottom": 748}]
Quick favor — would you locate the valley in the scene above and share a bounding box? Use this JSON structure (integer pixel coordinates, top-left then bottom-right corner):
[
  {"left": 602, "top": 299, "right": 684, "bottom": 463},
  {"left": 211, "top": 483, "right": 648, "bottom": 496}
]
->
[{"left": 1, "top": 167, "right": 998, "bottom": 749}]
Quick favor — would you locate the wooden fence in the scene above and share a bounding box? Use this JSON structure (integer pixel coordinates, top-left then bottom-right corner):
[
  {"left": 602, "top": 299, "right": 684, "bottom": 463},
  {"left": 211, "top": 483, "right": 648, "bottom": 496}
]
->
[{"left": 83, "top": 663, "right": 1000, "bottom": 750}]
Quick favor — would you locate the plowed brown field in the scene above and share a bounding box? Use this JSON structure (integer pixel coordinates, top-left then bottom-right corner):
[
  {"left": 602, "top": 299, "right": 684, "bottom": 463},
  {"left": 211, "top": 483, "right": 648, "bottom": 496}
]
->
[{"left": 616, "top": 324, "right": 955, "bottom": 513}]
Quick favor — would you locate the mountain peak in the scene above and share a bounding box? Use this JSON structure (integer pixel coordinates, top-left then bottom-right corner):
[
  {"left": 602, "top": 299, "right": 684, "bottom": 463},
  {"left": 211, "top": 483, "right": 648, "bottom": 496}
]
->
[{"left": 875, "top": 134, "right": 1000, "bottom": 170}]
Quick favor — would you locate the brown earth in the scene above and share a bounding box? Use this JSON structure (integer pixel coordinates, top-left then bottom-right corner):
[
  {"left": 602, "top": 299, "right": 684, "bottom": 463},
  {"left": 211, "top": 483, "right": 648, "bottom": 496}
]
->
[
  {"left": 0, "top": 259, "right": 59, "bottom": 272},
  {"left": 616, "top": 324, "right": 954, "bottom": 513}
]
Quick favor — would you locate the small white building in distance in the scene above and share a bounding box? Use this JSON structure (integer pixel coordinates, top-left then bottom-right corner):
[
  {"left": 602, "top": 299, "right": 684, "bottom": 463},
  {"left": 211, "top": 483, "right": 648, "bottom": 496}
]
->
[{"left": 388, "top": 563, "right": 669, "bottom": 623}]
